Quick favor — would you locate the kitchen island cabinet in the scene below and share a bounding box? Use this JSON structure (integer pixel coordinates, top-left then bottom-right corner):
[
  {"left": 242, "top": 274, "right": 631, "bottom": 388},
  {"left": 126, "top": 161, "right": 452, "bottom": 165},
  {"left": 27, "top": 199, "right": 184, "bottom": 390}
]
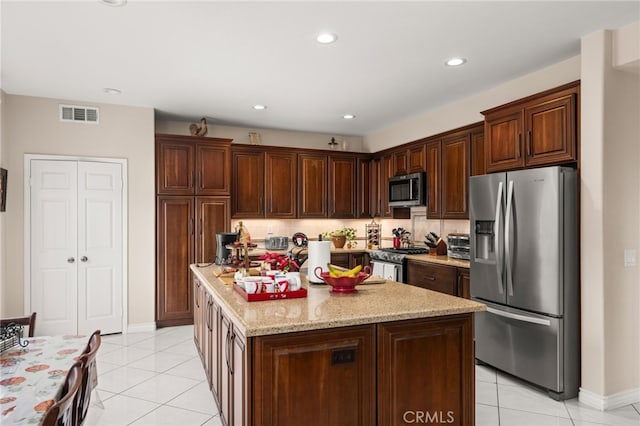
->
[
  {"left": 406, "top": 257, "right": 471, "bottom": 299},
  {"left": 191, "top": 265, "right": 484, "bottom": 426}
]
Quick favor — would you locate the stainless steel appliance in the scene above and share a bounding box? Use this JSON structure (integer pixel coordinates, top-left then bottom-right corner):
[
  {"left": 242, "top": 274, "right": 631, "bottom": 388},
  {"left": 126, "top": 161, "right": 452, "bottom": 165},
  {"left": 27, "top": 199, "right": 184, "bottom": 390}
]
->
[
  {"left": 447, "top": 233, "right": 470, "bottom": 260},
  {"left": 470, "top": 166, "right": 578, "bottom": 400},
  {"left": 265, "top": 236, "right": 288, "bottom": 250},
  {"left": 370, "top": 247, "right": 428, "bottom": 282},
  {"left": 388, "top": 172, "right": 426, "bottom": 207},
  {"left": 215, "top": 232, "right": 237, "bottom": 265}
]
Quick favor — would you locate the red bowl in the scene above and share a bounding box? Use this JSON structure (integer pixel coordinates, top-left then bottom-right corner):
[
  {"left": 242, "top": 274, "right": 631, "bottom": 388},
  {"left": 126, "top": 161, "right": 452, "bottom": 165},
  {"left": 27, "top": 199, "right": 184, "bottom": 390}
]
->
[{"left": 314, "top": 266, "right": 372, "bottom": 294}]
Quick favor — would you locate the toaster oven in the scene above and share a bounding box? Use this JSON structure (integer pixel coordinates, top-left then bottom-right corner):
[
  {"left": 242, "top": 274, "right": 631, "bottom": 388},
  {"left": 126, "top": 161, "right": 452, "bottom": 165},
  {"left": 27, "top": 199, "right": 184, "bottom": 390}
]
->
[{"left": 447, "top": 233, "right": 470, "bottom": 260}]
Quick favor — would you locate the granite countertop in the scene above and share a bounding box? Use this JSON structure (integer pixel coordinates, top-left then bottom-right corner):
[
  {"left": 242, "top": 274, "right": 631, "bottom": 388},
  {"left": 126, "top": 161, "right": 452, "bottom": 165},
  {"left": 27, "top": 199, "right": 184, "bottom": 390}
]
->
[
  {"left": 405, "top": 254, "right": 470, "bottom": 269},
  {"left": 190, "top": 265, "right": 485, "bottom": 338}
]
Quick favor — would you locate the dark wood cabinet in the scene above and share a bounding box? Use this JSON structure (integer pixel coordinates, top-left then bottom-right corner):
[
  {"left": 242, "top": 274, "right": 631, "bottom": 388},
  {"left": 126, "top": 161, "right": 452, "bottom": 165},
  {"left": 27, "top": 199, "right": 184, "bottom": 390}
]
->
[
  {"left": 194, "top": 277, "right": 204, "bottom": 358},
  {"left": 471, "top": 130, "right": 486, "bottom": 176},
  {"left": 218, "top": 309, "right": 249, "bottom": 426},
  {"left": 426, "top": 140, "right": 442, "bottom": 219},
  {"left": 231, "top": 149, "right": 265, "bottom": 218},
  {"left": 208, "top": 293, "right": 221, "bottom": 404},
  {"left": 409, "top": 143, "right": 426, "bottom": 173},
  {"left": 156, "top": 196, "right": 194, "bottom": 326},
  {"left": 298, "top": 153, "right": 328, "bottom": 218},
  {"left": 380, "top": 154, "right": 393, "bottom": 217},
  {"left": 330, "top": 253, "right": 350, "bottom": 269},
  {"left": 350, "top": 251, "right": 371, "bottom": 269},
  {"left": 392, "top": 149, "right": 409, "bottom": 175},
  {"left": 483, "top": 81, "right": 579, "bottom": 173},
  {"left": 156, "top": 134, "right": 231, "bottom": 195},
  {"left": 442, "top": 133, "right": 470, "bottom": 218},
  {"left": 220, "top": 313, "right": 232, "bottom": 425},
  {"left": 357, "top": 157, "right": 373, "bottom": 218},
  {"left": 406, "top": 260, "right": 471, "bottom": 300},
  {"left": 328, "top": 155, "right": 356, "bottom": 218},
  {"left": 156, "top": 134, "right": 232, "bottom": 328},
  {"left": 265, "top": 152, "right": 297, "bottom": 218},
  {"left": 378, "top": 315, "right": 475, "bottom": 426},
  {"left": 253, "top": 325, "right": 376, "bottom": 426}
]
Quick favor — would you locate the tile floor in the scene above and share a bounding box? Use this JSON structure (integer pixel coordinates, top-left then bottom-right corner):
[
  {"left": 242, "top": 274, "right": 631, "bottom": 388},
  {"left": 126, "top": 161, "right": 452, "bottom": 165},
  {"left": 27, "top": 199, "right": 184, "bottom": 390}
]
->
[{"left": 86, "top": 325, "right": 640, "bottom": 426}]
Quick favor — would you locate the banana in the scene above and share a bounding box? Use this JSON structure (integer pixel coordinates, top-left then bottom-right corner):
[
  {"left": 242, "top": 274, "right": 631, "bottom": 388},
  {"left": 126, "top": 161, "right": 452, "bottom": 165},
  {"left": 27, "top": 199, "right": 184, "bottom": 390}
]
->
[{"left": 326, "top": 263, "right": 362, "bottom": 278}]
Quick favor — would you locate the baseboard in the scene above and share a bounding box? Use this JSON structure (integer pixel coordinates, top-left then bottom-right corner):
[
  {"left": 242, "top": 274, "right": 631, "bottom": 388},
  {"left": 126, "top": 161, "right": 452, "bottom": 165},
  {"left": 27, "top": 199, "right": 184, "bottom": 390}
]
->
[
  {"left": 579, "top": 386, "right": 640, "bottom": 410},
  {"left": 125, "top": 322, "right": 156, "bottom": 334}
]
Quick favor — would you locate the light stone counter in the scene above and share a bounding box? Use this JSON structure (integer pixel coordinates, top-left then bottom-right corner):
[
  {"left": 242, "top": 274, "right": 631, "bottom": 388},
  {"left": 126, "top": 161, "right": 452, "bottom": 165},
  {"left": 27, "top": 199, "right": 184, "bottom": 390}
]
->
[
  {"left": 190, "top": 264, "right": 484, "bottom": 337},
  {"left": 405, "top": 254, "right": 470, "bottom": 268}
]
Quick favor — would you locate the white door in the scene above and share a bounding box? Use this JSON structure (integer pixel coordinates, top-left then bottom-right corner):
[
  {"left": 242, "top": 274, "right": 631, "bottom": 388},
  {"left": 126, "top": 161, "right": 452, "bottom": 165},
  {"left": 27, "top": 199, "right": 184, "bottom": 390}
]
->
[{"left": 30, "top": 159, "right": 123, "bottom": 335}]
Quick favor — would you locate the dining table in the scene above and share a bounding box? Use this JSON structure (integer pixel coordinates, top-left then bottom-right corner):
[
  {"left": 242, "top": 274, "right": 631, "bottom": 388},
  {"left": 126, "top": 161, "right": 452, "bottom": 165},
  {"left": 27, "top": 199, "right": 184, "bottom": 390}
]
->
[{"left": 0, "top": 334, "right": 89, "bottom": 425}]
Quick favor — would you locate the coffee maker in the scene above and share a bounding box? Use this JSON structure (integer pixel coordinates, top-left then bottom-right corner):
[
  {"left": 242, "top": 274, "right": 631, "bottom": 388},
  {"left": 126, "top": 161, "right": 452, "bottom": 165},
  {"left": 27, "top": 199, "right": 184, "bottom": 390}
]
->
[{"left": 216, "top": 232, "right": 238, "bottom": 265}]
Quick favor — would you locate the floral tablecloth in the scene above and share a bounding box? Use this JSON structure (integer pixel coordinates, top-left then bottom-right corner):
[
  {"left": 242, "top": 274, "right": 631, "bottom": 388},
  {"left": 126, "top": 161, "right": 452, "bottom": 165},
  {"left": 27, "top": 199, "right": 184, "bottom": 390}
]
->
[{"left": 0, "top": 335, "right": 88, "bottom": 425}]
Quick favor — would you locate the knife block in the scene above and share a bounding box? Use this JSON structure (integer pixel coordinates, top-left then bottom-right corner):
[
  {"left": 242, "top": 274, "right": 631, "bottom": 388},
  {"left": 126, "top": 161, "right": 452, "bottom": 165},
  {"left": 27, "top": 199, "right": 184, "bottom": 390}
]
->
[{"left": 429, "top": 240, "right": 448, "bottom": 256}]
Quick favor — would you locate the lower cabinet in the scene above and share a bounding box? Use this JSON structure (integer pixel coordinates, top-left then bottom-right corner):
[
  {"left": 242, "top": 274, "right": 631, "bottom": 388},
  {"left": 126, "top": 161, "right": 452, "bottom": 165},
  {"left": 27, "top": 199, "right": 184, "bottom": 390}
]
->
[
  {"left": 219, "top": 311, "right": 249, "bottom": 426},
  {"left": 406, "top": 260, "right": 470, "bottom": 299},
  {"left": 253, "top": 325, "right": 376, "bottom": 425},
  {"left": 330, "top": 251, "right": 371, "bottom": 269}
]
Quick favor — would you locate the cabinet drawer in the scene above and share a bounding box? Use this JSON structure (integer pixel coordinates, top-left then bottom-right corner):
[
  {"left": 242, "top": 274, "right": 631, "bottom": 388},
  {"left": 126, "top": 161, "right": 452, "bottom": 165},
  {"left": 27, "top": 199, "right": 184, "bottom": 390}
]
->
[{"left": 406, "top": 261, "right": 457, "bottom": 296}]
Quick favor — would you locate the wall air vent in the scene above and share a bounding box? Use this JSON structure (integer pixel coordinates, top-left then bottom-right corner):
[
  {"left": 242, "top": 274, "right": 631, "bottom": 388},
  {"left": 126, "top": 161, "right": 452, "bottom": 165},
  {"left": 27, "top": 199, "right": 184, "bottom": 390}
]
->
[{"left": 59, "top": 104, "right": 99, "bottom": 124}]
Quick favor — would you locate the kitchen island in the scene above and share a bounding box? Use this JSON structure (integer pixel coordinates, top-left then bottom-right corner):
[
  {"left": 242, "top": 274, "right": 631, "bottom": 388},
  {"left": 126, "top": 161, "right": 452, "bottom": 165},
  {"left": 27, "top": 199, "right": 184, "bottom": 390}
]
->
[{"left": 191, "top": 264, "right": 485, "bottom": 426}]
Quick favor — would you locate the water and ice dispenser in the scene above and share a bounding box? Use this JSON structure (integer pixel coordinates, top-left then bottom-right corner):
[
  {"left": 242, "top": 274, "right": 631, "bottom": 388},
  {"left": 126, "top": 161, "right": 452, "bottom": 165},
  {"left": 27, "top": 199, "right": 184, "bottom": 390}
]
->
[{"left": 474, "top": 221, "right": 495, "bottom": 261}]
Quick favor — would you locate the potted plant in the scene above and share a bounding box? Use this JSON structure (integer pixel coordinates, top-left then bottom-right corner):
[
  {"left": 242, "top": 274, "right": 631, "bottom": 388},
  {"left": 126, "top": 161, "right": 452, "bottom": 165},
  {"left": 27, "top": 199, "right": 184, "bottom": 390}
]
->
[{"left": 322, "top": 227, "right": 357, "bottom": 249}]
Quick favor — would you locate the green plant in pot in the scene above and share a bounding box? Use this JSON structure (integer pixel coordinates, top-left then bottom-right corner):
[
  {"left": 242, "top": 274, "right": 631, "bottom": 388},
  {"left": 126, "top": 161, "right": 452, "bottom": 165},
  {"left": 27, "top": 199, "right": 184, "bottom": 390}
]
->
[{"left": 323, "top": 227, "right": 357, "bottom": 249}]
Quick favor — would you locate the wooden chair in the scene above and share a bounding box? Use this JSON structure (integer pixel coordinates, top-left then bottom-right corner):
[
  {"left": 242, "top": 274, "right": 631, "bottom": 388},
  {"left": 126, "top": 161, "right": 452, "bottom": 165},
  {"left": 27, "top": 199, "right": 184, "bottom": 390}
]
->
[
  {"left": 77, "top": 330, "right": 101, "bottom": 425},
  {"left": 0, "top": 312, "right": 37, "bottom": 337},
  {"left": 41, "top": 360, "right": 84, "bottom": 426}
]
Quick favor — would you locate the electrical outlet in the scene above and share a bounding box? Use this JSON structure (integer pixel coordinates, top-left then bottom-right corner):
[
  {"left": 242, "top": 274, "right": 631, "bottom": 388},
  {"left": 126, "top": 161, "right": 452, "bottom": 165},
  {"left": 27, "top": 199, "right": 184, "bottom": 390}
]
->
[
  {"left": 267, "top": 223, "right": 274, "bottom": 235},
  {"left": 624, "top": 249, "right": 637, "bottom": 267}
]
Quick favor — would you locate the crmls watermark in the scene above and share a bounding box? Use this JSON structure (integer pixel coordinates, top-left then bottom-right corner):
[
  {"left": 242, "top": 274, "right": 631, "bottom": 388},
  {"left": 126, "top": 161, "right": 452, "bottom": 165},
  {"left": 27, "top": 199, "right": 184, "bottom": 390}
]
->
[{"left": 402, "top": 410, "right": 455, "bottom": 424}]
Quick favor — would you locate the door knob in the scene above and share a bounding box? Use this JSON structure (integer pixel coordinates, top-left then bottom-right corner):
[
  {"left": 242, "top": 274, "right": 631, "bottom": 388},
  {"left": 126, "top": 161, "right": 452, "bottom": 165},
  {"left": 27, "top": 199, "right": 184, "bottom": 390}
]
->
[
  {"left": 67, "top": 257, "right": 75, "bottom": 263},
  {"left": 81, "top": 256, "right": 88, "bottom": 262}
]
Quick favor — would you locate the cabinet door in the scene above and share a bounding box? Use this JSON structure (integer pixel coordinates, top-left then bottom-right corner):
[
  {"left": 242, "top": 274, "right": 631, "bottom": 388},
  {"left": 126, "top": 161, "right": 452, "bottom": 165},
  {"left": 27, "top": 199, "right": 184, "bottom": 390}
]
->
[
  {"left": 406, "top": 260, "right": 457, "bottom": 296},
  {"left": 231, "top": 328, "right": 248, "bottom": 426},
  {"left": 457, "top": 268, "right": 470, "bottom": 299},
  {"left": 409, "top": 144, "right": 426, "bottom": 173},
  {"left": 349, "top": 252, "right": 370, "bottom": 269},
  {"left": 378, "top": 315, "right": 475, "bottom": 426},
  {"left": 253, "top": 325, "right": 375, "bottom": 426},
  {"left": 232, "top": 150, "right": 265, "bottom": 218},
  {"left": 357, "top": 158, "right": 373, "bottom": 218},
  {"left": 426, "top": 140, "right": 441, "bottom": 219},
  {"left": 265, "top": 152, "right": 297, "bottom": 218},
  {"left": 209, "top": 297, "right": 221, "bottom": 404},
  {"left": 195, "top": 197, "right": 230, "bottom": 264},
  {"left": 156, "top": 196, "right": 194, "bottom": 326},
  {"left": 203, "top": 292, "right": 213, "bottom": 388},
  {"left": 156, "top": 140, "right": 195, "bottom": 195},
  {"left": 442, "top": 134, "right": 470, "bottom": 219},
  {"left": 393, "top": 149, "right": 408, "bottom": 176},
  {"left": 524, "top": 93, "right": 576, "bottom": 167},
  {"left": 220, "top": 313, "right": 232, "bottom": 426},
  {"left": 370, "top": 159, "right": 382, "bottom": 217},
  {"left": 484, "top": 110, "right": 524, "bottom": 172},
  {"left": 330, "top": 253, "right": 350, "bottom": 269},
  {"left": 471, "top": 130, "right": 486, "bottom": 176},
  {"left": 193, "top": 278, "right": 204, "bottom": 357},
  {"left": 298, "top": 154, "right": 327, "bottom": 218},
  {"left": 380, "top": 154, "right": 393, "bottom": 218},
  {"left": 329, "top": 156, "right": 356, "bottom": 218},
  {"left": 196, "top": 143, "right": 231, "bottom": 195}
]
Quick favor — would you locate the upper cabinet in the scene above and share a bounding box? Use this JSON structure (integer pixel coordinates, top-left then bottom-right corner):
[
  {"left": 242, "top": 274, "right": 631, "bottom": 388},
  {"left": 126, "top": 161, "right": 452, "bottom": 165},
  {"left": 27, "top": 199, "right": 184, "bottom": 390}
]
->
[
  {"left": 425, "top": 140, "right": 442, "bottom": 219},
  {"left": 298, "top": 153, "right": 328, "bottom": 218},
  {"left": 265, "top": 151, "right": 297, "bottom": 218},
  {"left": 392, "top": 149, "right": 409, "bottom": 176},
  {"left": 329, "top": 155, "right": 357, "bottom": 218},
  {"left": 483, "top": 81, "right": 579, "bottom": 173},
  {"left": 408, "top": 144, "right": 426, "bottom": 173},
  {"left": 470, "top": 129, "right": 486, "bottom": 176},
  {"left": 156, "top": 134, "right": 231, "bottom": 196},
  {"left": 441, "top": 132, "right": 470, "bottom": 218},
  {"left": 231, "top": 148, "right": 265, "bottom": 218},
  {"left": 356, "top": 157, "right": 373, "bottom": 218}
]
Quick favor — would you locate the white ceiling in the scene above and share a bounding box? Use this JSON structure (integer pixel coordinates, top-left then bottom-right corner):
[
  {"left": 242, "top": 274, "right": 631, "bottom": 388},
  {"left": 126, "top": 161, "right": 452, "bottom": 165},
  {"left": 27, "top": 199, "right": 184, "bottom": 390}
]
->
[{"left": 2, "top": 1, "right": 639, "bottom": 137}]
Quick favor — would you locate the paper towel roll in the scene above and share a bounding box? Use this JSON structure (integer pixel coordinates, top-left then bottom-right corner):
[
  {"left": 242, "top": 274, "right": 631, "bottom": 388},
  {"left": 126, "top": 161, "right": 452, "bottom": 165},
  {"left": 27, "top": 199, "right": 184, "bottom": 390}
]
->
[{"left": 307, "top": 240, "right": 331, "bottom": 283}]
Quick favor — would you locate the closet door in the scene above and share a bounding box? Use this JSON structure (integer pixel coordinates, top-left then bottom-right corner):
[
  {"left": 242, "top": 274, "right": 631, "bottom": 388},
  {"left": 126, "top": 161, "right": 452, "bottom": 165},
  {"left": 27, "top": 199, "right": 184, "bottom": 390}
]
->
[
  {"left": 77, "top": 162, "right": 123, "bottom": 335},
  {"left": 30, "top": 160, "right": 79, "bottom": 336}
]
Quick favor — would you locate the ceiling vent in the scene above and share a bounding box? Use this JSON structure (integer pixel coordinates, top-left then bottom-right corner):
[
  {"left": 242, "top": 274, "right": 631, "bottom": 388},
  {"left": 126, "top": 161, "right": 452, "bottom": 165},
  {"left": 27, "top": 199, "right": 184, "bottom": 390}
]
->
[{"left": 59, "top": 104, "right": 99, "bottom": 124}]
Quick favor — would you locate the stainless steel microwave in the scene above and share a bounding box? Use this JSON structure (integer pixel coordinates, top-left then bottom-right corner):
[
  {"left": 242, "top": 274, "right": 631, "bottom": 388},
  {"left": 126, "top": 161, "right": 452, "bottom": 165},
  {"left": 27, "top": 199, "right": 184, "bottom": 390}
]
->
[{"left": 388, "top": 172, "right": 426, "bottom": 207}]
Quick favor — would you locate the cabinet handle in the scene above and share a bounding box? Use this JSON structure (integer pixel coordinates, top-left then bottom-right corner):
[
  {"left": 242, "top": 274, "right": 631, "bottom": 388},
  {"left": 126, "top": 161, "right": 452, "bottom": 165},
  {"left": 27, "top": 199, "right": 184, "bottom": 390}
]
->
[
  {"left": 188, "top": 219, "right": 194, "bottom": 235},
  {"left": 527, "top": 131, "right": 532, "bottom": 156},
  {"left": 198, "top": 171, "right": 202, "bottom": 189},
  {"left": 426, "top": 276, "right": 436, "bottom": 281},
  {"left": 517, "top": 134, "right": 522, "bottom": 158},
  {"left": 199, "top": 219, "right": 203, "bottom": 235},
  {"left": 225, "top": 327, "right": 231, "bottom": 371}
]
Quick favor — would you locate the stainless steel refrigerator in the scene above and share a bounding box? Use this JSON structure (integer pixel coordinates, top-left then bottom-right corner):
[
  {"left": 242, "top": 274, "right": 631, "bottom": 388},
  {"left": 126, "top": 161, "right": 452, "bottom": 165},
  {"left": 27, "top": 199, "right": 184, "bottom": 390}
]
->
[{"left": 470, "top": 166, "right": 579, "bottom": 400}]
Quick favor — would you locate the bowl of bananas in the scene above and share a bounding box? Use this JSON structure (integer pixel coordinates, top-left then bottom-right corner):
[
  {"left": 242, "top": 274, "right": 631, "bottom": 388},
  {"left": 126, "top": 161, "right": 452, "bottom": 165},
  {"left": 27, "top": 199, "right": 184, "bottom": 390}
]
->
[{"left": 314, "top": 264, "right": 372, "bottom": 294}]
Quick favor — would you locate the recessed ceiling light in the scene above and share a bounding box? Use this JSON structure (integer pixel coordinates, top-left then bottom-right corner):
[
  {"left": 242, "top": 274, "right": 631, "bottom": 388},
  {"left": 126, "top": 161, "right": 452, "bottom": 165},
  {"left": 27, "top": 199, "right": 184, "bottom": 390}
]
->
[
  {"left": 343, "top": 114, "right": 355, "bottom": 120},
  {"left": 253, "top": 105, "right": 267, "bottom": 110},
  {"left": 445, "top": 57, "right": 467, "bottom": 67},
  {"left": 100, "top": 0, "right": 127, "bottom": 6},
  {"left": 316, "top": 33, "right": 337, "bottom": 44},
  {"left": 103, "top": 88, "right": 122, "bottom": 95}
]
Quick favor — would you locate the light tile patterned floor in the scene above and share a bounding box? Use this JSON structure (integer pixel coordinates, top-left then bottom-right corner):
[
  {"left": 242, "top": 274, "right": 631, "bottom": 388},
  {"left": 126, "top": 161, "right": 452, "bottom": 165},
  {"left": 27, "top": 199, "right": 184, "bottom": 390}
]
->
[{"left": 86, "top": 325, "right": 640, "bottom": 425}]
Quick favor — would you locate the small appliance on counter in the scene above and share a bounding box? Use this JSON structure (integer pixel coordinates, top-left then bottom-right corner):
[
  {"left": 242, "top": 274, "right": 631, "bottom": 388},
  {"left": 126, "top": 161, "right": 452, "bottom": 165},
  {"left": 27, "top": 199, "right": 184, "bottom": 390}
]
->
[
  {"left": 216, "top": 232, "right": 238, "bottom": 265},
  {"left": 265, "top": 236, "right": 288, "bottom": 250},
  {"left": 447, "top": 233, "right": 470, "bottom": 260}
]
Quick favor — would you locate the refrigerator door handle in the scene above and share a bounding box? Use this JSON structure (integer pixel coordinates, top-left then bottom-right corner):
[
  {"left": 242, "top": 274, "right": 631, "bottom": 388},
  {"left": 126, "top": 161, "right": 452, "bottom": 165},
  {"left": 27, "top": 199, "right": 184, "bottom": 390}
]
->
[
  {"left": 494, "top": 181, "right": 504, "bottom": 294},
  {"left": 486, "top": 307, "right": 551, "bottom": 326},
  {"left": 505, "top": 180, "right": 514, "bottom": 296}
]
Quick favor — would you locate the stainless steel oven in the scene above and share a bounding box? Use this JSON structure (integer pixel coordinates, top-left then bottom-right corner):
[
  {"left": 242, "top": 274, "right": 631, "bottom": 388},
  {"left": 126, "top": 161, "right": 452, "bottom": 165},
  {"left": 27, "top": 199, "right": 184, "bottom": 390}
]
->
[{"left": 369, "top": 247, "right": 428, "bottom": 283}]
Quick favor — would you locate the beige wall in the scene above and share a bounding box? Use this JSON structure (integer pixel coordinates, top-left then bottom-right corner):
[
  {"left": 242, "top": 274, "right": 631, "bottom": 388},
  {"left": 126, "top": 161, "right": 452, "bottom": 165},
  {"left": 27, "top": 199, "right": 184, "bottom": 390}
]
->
[
  {"left": 2, "top": 95, "right": 156, "bottom": 327},
  {"left": 581, "top": 27, "right": 640, "bottom": 401},
  {"left": 364, "top": 56, "right": 581, "bottom": 152},
  {"left": 156, "top": 120, "right": 365, "bottom": 152}
]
